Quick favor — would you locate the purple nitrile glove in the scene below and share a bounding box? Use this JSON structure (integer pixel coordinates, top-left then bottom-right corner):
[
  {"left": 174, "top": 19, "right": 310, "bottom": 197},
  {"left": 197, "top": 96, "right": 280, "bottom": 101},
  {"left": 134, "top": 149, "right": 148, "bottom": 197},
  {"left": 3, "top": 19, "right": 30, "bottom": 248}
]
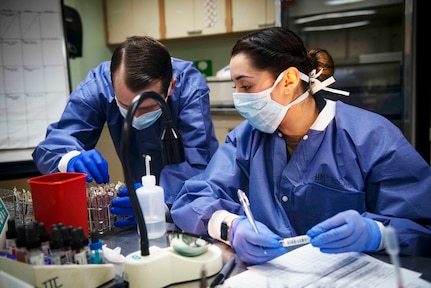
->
[
  {"left": 67, "top": 149, "right": 109, "bottom": 184},
  {"left": 230, "top": 216, "right": 286, "bottom": 265},
  {"left": 307, "top": 209, "right": 381, "bottom": 254},
  {"left": 110, "top": 183, "right": 142, "bottom": 227}
]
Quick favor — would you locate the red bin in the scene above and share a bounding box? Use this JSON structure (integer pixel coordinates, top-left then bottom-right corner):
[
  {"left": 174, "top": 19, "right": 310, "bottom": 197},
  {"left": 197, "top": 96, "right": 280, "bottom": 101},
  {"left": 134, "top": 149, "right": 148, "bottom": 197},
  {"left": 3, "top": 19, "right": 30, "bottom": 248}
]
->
[{"left": 28, "top": 172, "right": 88, "bottom": 236}]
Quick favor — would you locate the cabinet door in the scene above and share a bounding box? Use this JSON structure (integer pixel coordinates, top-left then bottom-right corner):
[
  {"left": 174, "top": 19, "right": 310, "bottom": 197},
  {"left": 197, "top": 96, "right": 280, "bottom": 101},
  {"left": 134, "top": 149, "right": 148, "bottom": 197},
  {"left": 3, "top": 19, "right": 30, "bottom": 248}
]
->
[
  {"left": 231, "top": 0, "right": 275, "bottom": 32},
  {"left": 211, "top": 114, "right": 244, "bottom": 144},
  {"left": 132, "top": 0, "right": 160, "bottom": 39},
  {"left": 105, "top": 0, "right": 134, "bottom": 44},
  {"left": 105, "top": 0, "right": 160, "bottom": 44},
  {"left": 164, "top": 0, "right": 226, "bottom": 39}
]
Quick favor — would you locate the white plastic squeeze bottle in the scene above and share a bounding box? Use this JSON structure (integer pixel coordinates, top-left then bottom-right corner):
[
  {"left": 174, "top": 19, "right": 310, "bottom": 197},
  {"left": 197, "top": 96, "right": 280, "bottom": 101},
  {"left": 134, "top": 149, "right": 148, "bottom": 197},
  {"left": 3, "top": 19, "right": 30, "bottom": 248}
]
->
[{"left": 136, "top": 155, "right": 166, "bottom": 239}]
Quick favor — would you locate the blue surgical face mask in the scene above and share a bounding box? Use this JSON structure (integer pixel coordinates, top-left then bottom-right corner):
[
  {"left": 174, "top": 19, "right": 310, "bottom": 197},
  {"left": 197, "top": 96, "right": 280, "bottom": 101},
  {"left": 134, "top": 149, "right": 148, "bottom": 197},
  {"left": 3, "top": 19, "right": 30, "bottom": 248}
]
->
[
  {"left": 233, "top": 70, "right": 309, "bottom": 134},
  {"left": 117, "top": 103, "right": 162, "bottom": 130}
]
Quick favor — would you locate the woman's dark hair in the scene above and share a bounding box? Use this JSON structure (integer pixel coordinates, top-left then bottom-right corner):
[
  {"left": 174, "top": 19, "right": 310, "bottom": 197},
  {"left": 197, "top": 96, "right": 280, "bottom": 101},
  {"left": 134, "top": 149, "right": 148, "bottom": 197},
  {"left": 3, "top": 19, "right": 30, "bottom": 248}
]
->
[
  {"left": 231, "top": 27, "right": 334, "bottom": 90},
  {"left": 308, "top": 48, "right": 335, "bottom": 81},
  {"left": 110, "top": 36, "right": 172, "bottom": 95}
]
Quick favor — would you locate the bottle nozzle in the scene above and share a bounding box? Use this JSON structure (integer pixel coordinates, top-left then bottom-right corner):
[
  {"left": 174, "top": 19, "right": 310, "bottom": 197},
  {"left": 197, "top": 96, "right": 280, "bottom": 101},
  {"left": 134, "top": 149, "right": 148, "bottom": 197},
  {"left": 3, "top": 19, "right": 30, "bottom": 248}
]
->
[
  {"left": 145, "top": 155, "right": 151, "bottom": 176},
  {"left": 142, "top": 155, "right": 156, "bottom": 186}
]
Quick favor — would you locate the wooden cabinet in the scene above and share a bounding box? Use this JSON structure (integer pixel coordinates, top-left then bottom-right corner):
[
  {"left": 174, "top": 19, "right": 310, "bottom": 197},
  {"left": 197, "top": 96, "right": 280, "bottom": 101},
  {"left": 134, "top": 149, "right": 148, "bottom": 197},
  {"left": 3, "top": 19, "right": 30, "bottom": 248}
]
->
[
  {"left": 164, "top": 0, "right": 227, "bottom": 39},
  {"left": 104, "top": 0, "right": 160, "bottom": 44},
  {"left": 231, "top": 0, "right": 275, "bottom": 32},
  {"left": 104, "top": 0, "right": 276, "bottom": 42},
  {"left": 211, "top": 112, "right": 244, "bottom": 144}
]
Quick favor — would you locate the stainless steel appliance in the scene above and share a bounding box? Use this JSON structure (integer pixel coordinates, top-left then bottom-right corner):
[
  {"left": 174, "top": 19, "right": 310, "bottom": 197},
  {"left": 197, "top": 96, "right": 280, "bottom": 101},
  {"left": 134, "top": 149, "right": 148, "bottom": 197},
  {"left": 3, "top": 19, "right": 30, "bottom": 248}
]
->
[{"left": 282, "top": 0, "right": 414, "bottom": 143}]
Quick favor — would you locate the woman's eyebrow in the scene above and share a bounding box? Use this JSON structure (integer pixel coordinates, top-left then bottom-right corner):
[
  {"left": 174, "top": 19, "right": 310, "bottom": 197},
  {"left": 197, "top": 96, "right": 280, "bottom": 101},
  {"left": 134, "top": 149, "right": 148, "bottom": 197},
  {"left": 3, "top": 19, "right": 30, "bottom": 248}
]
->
[{"left": 233, "top": 74, "right": 253, "bottom": 81}]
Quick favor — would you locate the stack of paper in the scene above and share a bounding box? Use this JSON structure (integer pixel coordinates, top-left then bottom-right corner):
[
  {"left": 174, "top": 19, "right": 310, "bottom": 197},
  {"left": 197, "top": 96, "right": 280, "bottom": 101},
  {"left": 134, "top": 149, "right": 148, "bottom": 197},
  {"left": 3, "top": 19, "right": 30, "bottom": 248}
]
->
[{"left": 223, "top": 244, "right": 431, "bottom": 288}]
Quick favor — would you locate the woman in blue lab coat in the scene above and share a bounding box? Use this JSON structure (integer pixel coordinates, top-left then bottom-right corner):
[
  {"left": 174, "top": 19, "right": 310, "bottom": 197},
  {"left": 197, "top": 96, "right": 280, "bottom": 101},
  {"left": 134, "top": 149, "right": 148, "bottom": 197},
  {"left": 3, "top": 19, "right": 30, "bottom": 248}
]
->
[
  {"left": 171, "top": 27, "right": 431, "bottom": 265},
  {"left": 32, "top": 36, "right": 219, "bottom": 226}
]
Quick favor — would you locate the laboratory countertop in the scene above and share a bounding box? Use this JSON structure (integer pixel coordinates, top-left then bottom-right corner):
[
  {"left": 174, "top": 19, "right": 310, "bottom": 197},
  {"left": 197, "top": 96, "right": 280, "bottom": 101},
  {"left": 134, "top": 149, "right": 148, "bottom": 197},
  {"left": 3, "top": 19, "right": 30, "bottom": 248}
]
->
[{"left": 99, "top": 224, "right": 431, "bottom": 287}]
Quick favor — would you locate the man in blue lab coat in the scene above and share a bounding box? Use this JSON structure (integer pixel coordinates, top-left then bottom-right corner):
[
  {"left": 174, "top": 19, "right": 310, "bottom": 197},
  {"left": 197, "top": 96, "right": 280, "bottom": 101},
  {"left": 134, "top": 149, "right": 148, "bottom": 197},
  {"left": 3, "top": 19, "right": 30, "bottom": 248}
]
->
[{"left": 32, "top": 36, "right": 219, "bottom": 226}]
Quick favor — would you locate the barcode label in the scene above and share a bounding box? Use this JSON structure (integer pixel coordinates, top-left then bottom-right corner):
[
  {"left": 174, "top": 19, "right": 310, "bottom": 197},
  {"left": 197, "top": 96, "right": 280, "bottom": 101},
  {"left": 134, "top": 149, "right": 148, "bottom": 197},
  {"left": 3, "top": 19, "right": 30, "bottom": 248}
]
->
[{"left": 279, "top": 235, "right": 311, "bottom": 247}]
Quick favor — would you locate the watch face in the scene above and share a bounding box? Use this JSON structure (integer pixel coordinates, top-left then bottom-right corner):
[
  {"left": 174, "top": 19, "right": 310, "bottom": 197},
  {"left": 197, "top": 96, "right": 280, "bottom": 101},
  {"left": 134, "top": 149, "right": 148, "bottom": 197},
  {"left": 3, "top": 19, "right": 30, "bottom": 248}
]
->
[{"left": 221, "top": 222, "right": 229, "bottom": 241}]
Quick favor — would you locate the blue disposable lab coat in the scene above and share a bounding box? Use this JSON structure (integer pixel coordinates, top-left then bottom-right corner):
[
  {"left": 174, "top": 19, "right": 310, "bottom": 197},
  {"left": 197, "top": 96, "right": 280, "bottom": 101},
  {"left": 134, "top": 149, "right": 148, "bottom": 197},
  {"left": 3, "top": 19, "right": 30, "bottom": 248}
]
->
[
  {"left": 171, "top": 100, "right": 431, "bottom": 257},
  {"left": 32, "top": 58, "right": 219, "bottom": 205}
]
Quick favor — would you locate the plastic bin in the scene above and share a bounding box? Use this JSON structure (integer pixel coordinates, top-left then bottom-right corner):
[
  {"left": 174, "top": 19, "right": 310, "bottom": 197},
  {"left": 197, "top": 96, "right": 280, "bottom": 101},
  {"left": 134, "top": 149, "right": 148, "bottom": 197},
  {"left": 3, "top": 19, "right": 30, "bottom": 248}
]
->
[{"left": 28, "top": 172, "right": 88, "bottom": 236}]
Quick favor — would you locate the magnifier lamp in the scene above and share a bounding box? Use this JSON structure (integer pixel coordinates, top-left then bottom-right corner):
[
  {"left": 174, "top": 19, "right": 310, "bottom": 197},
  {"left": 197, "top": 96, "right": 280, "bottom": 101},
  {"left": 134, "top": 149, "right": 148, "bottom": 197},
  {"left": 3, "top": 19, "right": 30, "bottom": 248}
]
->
[{"left": 120, "top": 91, "right": 222, "bottom": 287}]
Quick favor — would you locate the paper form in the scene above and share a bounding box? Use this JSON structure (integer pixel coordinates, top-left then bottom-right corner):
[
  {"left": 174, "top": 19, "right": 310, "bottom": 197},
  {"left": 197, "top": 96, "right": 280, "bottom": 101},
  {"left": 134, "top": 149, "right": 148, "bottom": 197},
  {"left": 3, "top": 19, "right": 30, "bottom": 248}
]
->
[{"left": 223, "top": 244, "right": 431, "bottom": 288}]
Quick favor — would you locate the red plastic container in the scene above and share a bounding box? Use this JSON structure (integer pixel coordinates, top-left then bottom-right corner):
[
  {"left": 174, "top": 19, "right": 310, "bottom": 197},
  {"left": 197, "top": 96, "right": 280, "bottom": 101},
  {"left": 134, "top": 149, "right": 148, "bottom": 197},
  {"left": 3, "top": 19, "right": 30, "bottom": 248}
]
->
[{"left": 28, "top": 172, "right": 88, "bottom": 236}]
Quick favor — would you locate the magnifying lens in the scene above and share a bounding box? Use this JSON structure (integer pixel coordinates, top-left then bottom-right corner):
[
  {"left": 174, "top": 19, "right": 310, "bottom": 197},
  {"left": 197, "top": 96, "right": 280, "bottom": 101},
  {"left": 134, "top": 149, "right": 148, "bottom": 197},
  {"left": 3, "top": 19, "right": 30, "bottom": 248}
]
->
[{"left": 167, "top": 230, "right": 212, "bottom": 257}]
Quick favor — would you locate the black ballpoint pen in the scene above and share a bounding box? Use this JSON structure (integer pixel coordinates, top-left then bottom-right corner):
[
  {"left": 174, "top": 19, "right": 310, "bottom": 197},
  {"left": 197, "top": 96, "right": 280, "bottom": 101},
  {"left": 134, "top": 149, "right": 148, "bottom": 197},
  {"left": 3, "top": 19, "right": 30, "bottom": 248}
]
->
[
  {"left": 209, "top": 257, "right": 237, "bottom": 287},
  {"left": 200, "top": 266, "right": 207, "bottom": 288}
]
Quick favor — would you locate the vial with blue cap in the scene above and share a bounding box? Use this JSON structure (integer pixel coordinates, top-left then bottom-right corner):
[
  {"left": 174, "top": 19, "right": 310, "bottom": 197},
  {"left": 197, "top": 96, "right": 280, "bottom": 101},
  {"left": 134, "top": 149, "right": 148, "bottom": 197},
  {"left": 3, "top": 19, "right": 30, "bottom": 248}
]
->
[
  {"left": 136, "top": 155, "right": 166, "bottom": 239},
  {"left": 89, "top": 230, "right": 104, "bottom": 264}
]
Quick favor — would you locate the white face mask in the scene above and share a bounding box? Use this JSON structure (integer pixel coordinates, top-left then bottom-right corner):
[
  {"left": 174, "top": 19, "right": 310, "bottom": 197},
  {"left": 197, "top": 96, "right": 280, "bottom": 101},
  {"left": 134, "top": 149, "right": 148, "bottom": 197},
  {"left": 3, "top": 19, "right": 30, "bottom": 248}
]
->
[
  {"left": 233, "top": 70, "right": 309, "bottom": 133},
  {"left": 115, "top": 83, "right": 172, "bottom": 130},
  {"left": 117, "top": 102, "right": 162, "bottom": 130}
]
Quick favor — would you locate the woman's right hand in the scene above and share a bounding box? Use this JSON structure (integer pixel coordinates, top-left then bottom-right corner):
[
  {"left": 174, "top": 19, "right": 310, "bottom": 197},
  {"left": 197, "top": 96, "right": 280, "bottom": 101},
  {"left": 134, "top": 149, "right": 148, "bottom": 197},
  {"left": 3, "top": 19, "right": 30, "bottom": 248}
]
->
[{"left": 230, "top": 216, "right": 286, "bottom": 265}]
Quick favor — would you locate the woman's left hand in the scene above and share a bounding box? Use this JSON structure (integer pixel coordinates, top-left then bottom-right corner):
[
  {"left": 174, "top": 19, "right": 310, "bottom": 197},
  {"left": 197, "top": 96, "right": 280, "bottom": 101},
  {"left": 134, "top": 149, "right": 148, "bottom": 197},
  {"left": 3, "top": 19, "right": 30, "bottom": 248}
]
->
[{"left": 306, "top": 210, "right": 381, "bottom": 253}]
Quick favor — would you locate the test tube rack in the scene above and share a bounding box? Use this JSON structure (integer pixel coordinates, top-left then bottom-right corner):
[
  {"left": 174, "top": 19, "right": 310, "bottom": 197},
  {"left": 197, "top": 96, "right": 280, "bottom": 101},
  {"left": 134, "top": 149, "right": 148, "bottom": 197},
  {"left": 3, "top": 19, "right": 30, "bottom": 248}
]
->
[{"left": 0, "top": 256, "right": 115, "bottom": 287}]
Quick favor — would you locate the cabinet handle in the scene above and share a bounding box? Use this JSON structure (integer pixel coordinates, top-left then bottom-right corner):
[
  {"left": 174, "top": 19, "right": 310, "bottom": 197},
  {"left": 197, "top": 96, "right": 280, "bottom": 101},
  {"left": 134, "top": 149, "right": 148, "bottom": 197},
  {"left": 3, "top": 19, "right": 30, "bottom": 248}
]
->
[
  {"left": 187, "top": 29, "right": 203, "bottom": 35},
  {"left": 258, "top": 21, "right": 275, "bottom": 28}
]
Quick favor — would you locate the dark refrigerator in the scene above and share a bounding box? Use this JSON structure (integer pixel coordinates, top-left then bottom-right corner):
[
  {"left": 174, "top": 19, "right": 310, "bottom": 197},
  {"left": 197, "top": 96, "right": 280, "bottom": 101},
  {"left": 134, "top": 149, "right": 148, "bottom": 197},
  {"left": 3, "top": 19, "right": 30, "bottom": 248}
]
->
[{"left": 281, "top": 0, "right": 428, "bottom": 162}]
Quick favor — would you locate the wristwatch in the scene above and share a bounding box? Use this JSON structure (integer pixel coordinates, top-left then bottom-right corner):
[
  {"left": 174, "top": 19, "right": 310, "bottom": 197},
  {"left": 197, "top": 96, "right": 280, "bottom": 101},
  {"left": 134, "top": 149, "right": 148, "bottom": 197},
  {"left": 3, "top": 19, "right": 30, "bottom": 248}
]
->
[
  {"left": 220, "top": 216, "right": 237, "bottom": 241},
  {"left": 221, "top": 221, "right": 230, "bottom": 241}
]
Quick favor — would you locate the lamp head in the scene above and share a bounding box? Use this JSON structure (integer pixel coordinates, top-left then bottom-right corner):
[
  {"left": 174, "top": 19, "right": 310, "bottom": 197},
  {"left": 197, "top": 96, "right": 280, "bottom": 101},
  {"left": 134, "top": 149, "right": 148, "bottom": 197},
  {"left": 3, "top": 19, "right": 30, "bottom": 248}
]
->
[{"left": 161, "top": 121, "right": 185, "bottom": 164}]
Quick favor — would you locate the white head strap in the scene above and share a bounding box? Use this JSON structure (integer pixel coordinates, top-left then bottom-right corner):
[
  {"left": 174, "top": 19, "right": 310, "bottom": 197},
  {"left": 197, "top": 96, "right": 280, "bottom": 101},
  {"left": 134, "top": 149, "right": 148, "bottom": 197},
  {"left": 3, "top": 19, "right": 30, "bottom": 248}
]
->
[{"left": 300, "top": 69, "right": 350, "bottom": 97}]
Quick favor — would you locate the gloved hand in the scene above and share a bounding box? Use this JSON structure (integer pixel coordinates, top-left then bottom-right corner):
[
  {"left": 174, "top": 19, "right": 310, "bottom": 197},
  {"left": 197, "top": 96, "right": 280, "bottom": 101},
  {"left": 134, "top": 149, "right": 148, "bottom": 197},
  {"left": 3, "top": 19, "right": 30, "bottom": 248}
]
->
[
  {"left": 306, "top": 210, "right": 381, "bottom": 254},
  {"left": 110, "top": 183, "right": 142, "bottom": 227},
  {"left": 230, "top": 216, "right": 286, "bottom": 265},
  {"left": 67, "top": 149, "right": 109, "bottom": 184}
]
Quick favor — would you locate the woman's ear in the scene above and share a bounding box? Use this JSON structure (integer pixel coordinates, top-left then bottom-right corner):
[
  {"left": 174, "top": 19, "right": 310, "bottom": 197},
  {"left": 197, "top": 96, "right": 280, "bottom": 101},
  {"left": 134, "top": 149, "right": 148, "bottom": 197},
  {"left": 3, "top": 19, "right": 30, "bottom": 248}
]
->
[{"left": 282, "top": 67, "right": 300, "bottom": 94}]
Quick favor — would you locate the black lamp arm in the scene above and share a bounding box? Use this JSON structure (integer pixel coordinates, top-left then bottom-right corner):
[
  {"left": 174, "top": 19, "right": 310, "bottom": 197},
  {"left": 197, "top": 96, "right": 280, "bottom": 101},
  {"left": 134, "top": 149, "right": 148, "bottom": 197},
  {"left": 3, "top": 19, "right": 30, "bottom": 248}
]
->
[{"left": 120, "top": 91, "right": 175, "bottom": 256}]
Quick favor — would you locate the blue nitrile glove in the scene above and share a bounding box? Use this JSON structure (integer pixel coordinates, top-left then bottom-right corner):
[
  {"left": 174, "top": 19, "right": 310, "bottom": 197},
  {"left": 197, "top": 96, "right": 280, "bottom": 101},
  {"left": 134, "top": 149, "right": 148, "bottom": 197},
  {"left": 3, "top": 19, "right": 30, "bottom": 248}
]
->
[
  {"left": 306, "top": 209, "right": 381, "bottom": 254},
  {"left": 230, "top": 216, "right": 286, "bottom": 265},
  {"left": 67, "top": 149, "right": 109, "bottom": 184},
  {"left": 110, "top": 183, "right": 142, "bottom": 227}
]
